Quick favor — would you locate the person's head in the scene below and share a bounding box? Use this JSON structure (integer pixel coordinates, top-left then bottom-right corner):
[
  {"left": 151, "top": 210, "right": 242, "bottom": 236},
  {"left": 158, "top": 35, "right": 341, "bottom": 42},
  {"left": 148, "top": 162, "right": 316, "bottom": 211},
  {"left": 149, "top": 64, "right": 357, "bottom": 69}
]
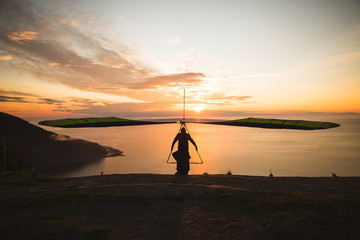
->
[{"left": 181, "top": 127, "right": 186, "bottom": 133}]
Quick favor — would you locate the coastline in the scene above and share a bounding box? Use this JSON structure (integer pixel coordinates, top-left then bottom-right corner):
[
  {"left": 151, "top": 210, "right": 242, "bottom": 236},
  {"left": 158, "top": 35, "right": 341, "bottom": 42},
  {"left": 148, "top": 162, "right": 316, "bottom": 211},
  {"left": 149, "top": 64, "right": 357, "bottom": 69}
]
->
[
  {"left": 36, "top": 145, "right": 123, "bottom": 167},
  {"left": 36, "top": 145, "right": 123, "bottom": 175},
  {"left": 0, "top": 112, "right": 124, "bottom": 173}
]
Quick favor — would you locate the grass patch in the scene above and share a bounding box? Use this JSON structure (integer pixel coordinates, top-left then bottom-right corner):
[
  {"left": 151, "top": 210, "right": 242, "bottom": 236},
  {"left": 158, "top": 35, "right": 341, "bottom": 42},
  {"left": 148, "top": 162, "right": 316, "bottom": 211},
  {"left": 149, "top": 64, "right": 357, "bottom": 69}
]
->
[
  {"left": 84, "top": 227, "right": 112, "bottom": 240},
  {"left": 0, "top": 170, "right": 54, "bottom": 186},
  {"left": 0, "top": 172, "right": 359, "bottom": 239}
]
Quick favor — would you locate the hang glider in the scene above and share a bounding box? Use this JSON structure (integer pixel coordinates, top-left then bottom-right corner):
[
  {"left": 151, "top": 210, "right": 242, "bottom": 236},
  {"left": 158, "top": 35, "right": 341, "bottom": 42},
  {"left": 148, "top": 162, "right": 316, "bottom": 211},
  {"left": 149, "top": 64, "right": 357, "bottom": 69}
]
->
[
  {"left": 202, "top": 118, "right": 340, "bottom": 130},
  {"left": 39, "top": 117, "right": 175, "bottom": 128},
  {"left": 39, "top": 116, "right": 340, "bottom": 130}
]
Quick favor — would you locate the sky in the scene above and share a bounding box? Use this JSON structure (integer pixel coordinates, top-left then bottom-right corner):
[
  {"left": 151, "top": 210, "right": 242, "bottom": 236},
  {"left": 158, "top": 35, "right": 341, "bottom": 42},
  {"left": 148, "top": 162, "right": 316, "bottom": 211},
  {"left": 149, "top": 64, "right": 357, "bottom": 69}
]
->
[{"left": 0, "top": 0, "right": 360, "bottom": 119}]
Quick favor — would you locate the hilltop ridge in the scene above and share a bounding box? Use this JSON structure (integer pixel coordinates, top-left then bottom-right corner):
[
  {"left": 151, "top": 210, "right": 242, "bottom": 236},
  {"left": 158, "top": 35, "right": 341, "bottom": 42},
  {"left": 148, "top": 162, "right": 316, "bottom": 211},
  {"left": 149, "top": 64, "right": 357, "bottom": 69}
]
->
[{"left": 0, "top": 112, "right": 122, "bottom": 173}]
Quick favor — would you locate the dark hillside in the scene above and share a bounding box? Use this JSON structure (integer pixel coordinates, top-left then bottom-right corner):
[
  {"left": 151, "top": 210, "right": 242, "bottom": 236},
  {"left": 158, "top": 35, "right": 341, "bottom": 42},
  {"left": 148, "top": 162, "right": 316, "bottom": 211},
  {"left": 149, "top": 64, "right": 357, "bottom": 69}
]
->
[{"left": 0, "top": 112, "right": 122, "bottom": 172}]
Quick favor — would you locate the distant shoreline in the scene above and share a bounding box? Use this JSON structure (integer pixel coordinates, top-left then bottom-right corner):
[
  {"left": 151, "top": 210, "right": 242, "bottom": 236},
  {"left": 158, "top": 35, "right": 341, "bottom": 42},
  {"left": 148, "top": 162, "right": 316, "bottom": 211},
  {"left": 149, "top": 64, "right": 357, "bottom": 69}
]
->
[{"left": 36, "top": 149, "right": 123, "bottom": 175}]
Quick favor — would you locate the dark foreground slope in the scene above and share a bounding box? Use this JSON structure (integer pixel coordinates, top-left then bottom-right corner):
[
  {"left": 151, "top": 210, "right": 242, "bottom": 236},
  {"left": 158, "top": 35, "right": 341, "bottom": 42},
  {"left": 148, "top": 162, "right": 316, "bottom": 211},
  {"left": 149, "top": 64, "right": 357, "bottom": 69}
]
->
[
  {"left": 0, "top": 172, "right": 359, "bottom": 240},
  {"left": 0, "top": 112, "right": 122, "bottom": 172}
]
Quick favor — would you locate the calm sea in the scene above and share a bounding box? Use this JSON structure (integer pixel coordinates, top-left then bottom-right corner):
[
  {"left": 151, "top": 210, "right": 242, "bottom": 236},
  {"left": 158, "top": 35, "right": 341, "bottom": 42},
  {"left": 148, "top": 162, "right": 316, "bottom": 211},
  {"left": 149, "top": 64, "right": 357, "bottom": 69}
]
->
[{"left": 30, "top": 114, "right": 360, "bottom": 177}]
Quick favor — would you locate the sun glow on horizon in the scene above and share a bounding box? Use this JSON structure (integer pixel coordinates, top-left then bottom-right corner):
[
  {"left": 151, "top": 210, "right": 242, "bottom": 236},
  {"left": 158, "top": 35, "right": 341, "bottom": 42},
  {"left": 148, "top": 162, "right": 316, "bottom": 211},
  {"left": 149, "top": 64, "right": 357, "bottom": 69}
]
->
[{"left": 192, "top": 106, "right": 205, "bottom": 113}]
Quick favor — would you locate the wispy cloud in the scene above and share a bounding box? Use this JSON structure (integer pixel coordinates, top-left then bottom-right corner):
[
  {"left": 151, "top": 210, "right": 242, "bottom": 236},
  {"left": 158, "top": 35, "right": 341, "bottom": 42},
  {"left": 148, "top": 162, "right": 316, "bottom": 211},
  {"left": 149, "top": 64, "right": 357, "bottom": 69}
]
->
[
  {"left": 53, "top": 101, "right": 180, "bottom": 118},
  {"left": 0, "top": 54, "right": 12, "bottom": 61},
  {"left": 204, "top": 73, "right": 287, "bottom": 80},
  {"left": 0, "top": 95, "right": 29, "bottom": 103},
  {"left": 130, "top": 73, "right": 205, "bottom": 89},
  {"left": 0, "top": 0, "right": 204, "bottom": 99},
  {"left": 324, "top": 51, "right": 360, "bottom": 65},
  {"left": 38, "top": 98, "right": 66, "bottom": 105},
  {"left": 206, "top": 95, "right": 252, "bottom": 101},
  {"left": 0, "top": 87, "right": 109, "bottom": 112},
  {"left": 165, "top": 37, "right": 182, "bottom": 45},
  {"left": 202, "top": 94, "right": 253, "bottom": 105},
  {"left": 0, "top": 88, "right": 39, "bottom": 97},
  {"left": 6, "top": 31, "right": 39, "bottom": 44}
]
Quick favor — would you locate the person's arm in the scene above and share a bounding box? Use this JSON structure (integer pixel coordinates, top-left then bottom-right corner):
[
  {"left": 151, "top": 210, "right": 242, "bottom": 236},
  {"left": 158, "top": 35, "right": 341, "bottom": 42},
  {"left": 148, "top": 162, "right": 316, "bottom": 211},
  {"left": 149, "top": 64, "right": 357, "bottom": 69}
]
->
[
  {"left": 188, "top": 134, "right": 198, "bottom": 151},
  {"left": 171, "top": 134, "right": 179, "bottom": 150}
]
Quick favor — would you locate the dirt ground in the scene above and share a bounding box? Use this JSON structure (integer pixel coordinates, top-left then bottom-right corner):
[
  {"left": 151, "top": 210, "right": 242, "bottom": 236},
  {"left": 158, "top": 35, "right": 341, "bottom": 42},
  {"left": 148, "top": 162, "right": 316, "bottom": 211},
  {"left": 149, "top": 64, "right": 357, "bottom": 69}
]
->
[{"left": 1, "top": 173, "right": 360, "bottom": 240}]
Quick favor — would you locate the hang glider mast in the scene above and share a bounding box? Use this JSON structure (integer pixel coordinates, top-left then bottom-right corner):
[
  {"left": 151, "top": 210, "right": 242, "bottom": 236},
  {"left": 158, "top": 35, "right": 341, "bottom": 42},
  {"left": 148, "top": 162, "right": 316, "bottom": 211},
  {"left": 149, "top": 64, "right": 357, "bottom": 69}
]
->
[
  {"left": 183, "top": 89, "right": 186, "bottom": 121},
  {"left": 167, "top": 89, "right": 203, "bottom": 164}
]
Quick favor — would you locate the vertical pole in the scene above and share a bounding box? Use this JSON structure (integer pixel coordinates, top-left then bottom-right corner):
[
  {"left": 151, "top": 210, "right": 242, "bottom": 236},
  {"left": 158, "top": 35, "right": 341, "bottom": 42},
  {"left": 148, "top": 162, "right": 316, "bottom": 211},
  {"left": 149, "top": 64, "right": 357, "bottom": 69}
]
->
[
  {"left": 183, "top": 89, "right": 185, "bottom": 121},
  {"left": 3, "top": 145, "right": 6, "bottom": 172}
]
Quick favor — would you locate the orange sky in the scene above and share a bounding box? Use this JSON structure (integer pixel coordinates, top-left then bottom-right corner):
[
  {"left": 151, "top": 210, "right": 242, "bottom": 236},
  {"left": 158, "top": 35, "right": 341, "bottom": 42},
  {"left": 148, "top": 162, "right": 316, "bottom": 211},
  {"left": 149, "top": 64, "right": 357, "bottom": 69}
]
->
[{"left": 1, "top": 0, "right": 360, "bottom": 119}]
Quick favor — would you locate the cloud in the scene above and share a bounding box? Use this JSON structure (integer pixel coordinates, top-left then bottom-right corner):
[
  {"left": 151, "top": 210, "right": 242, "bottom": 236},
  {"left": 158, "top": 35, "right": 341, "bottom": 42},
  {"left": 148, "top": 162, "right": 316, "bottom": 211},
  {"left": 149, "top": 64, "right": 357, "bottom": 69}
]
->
[
  {"left": 130, "top": 73, "right": 205, "bottom": 89},
  {"left": 324, "top": 51, "right": 360, "bottom": 65},
  {"left": 205, "top": 73, "right": 286, "bottom": 80},
  {"left": 0, "top": 1, "right": 208, "bottom": 117},
  {"left": 165, "top": 37, "right": 182, "bottom": 45},
  {"left": 0, "top": 0, "right": 205, "bottom": 97},
  {"left": 0, "top": 95, "right": 28, "bottom": 103},
  {"left": 38, "top": 98, "right": 66, "bottom": 105},
  {"left": 203, "top": 94, "right": 253, "bottom": 105},
  {"left": 0, "top": 93, "right": 66, "bottom": 105},
  {"left": 0, "top": 88, "right": 39, "bottom": 97},
  {"left": 0, "top": 55, "right": 12, "bottom": 61},
  {"left": 206, "top": 95, "right": 252, "bottom": 101},
  {"left": 6, "top": 31, "right": 39, "bottom": 43},
  {"left": 0, "top": 87, "right": 108, "bottom": 112},
  {"left": 55, "top": 101, "right": 178, "bottom": 117}
]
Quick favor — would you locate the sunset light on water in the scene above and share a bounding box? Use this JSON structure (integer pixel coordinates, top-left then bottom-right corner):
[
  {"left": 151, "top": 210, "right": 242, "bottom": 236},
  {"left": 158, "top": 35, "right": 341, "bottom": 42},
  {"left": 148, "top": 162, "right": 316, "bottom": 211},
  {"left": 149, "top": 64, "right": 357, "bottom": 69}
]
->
[{"left": 35, "top": 115, "right": 360, "bottom": 178}]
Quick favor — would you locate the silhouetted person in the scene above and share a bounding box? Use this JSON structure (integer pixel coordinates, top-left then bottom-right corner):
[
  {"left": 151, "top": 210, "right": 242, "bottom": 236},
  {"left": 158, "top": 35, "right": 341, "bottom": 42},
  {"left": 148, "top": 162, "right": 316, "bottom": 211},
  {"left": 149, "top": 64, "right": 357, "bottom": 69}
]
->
[{"left": 171, "top": 127, "right": 198, "bottom": 175}]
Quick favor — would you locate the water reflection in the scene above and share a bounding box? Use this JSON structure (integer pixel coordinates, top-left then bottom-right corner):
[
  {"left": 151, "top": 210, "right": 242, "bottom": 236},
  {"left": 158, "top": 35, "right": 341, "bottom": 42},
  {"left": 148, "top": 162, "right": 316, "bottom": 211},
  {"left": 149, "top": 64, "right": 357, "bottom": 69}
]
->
[{"left": 36, "top": 115, "right": 360, "bottom": 177}]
